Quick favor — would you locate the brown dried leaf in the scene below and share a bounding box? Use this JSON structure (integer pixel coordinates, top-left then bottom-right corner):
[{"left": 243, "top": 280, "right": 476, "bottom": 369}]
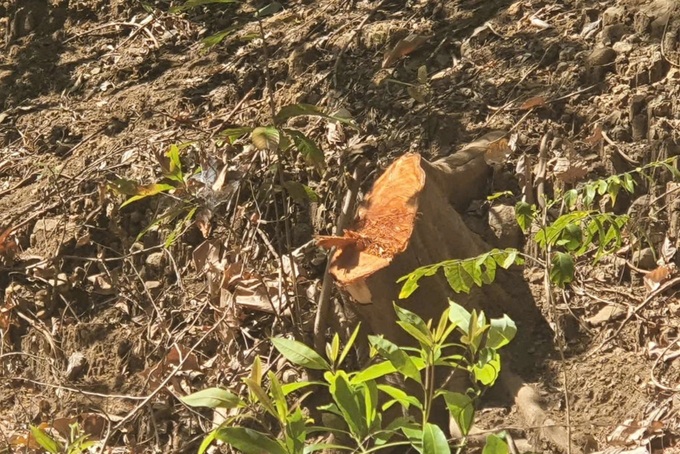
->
[
  {"left": 82, "top": 413, "right": 107, "bottom": 440},
  {"left": 484, "top": 137, "right": 513, "bottom": 165},
  {"left": 382, "top": 34, "right": 428, "bottom": 68},
  {"left": 553, "top": 158, "right": 589, "bottom": 184},
  {"left": 644, "top": 264, "right": 676, "bottom": 292},
  {"left": 195, "top": 208, "right": 213, "bottom": 239},
  {"left": 167, "top": 344, "right": 200, "bottom": 372},
  {"left": 519, "top": 95, "right": 547, "bottom": 110},
  {"left": 660, "top": 236, "right": 677, "bottom": 265},
  {"left": 0, "top": 226, "right": 18, "bottom": 262},
  {"left": 586, "top": 124, "right": 603, "bottom": 145}
]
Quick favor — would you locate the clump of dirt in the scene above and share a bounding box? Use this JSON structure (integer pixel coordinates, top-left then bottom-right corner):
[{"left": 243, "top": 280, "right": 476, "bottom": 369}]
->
[{"left": 1, "top": 0, "right": 680, "bottom": 452}]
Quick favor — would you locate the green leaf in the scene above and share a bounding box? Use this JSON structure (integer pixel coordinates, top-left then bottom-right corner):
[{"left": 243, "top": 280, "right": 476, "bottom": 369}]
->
[
  {"left": 394, "top": 303, "right": 432, "bottom": 344},
  {"left": 338, "top": 323, "right": 361, "bottom": 366},
  {"left": 463, "top": 259, "right": 483, "bottom": 287},
  {"left": 482, "top": 433, "right": 509, "bottom": 454},
  {"left": 596, "top": 179, "right": 608, "bottom": 195},
  {"left": 486, "top": 315, "right": 517, "bottom": 350},
  {"left": 281, "top": 381, "right": 322, "bottom": 396},
  {"left": 584, "top": 183, "right": 597, "bottom": 207},
  {"left": 480, "top": 254, "right": 497, "bottom": 285},
  {"left": 202, "top": 27, "right": 238, "bottom": 48},
  {"left": 487, "top": 191, "right": 513, "bottom": 201},
  {"left": 164, "top": 205, "right": 197, "bottom": 248},
  {"left": 282, "top": 180, "right": 319, "bottom": 202},
  {"left": 286, "top": 129, "right": 325, "bottom": 171},
  {"left": 255, "top": 1, "right": 283, "bottom": 18},
  {"left": 559, "top": 223, "right": 582, "bottom": 251},
  {"left": 328, "top": 333, "right": 340, "bottom": 364},
  {"left": 250, "top": 355, "right": 263, "bottom": 387},
  {"left": 198, "top": 429, "right": 219, "bottom": 454},
  {"left": 440, "top": 391, "right": 475, "bottom": 436},
  {"left": 472, "top": 348, "right": 501, "bottom": 386},
  {"left": 119, "top": 182, "right": 176, "bottom": 208},
  {"left": 166, "top": 143, "right": 185, "bottom": 182},
  {"left": 219, "top": 127, "right": 254, "bottom": 144},
  {"left": 514, "top": 201, "right": 534, "bottom": 233},
  {"left": 368, "top": 335, "right": 422, "bottom": 384},
  {"left": 622, "top": 173, "right": 635, "bottom": 193},
  {"left": 550, "top": 252, "right": 575, "bottom": 287},
  {"left": 448, "top": 301, "right": 471, "bottom": 335},
  {"left": 267, "top": 371, "right": 288, "bottom": 422},
  {"left": 180, "top": 387, "right": 241, "bottom": 408},
  {"left": 327, "top": 371, "right": 367, "bottom": 438},
  {"left": 214, "top": 427, "right": 287, "bottom": 454},
  {"left": 351, "top": 360, "right": 397, "bottom": 383},
  {"left": 271, "top": 337, "right": 331, "bottom": 371},
  {"left": 171, "top": 0, "right": 239, "bottom": 12},
  {"left": 244, "top": 378, "right": 278, "bottom": 418},
  {"left": 422, "top": 422, "right": 451, "bottom": 454},
  {"left": 443, "top": 262, "right": 474, "bottom": 293},
  {"left": 275, "top": 103, "right": 357, "bottom": 127},
  {"left": 30, "top": 426, "right": 61, "bottom": 454},
  {"left": 251, "top": 126, "right": 281, "bottom": 151},
  {"left": 494, "top": 248, "right": 521, "bottom": 268},
  {"left": 377, "top": 384, "right": 423, "bottom": 410},
  {"left": 563, "top": 189, "right": 578, "bottom": 210},
  {"left": 433, "top": 307, "right": 453, "bottom": 343}
]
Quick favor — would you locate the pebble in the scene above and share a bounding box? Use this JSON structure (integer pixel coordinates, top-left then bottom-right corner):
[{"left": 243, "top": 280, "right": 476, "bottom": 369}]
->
[{"left": 587, "top": 47, "right": 617, "bottom": 68}]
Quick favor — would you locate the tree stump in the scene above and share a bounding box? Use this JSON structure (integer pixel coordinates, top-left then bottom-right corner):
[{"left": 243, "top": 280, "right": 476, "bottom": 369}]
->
[
  {"left": 327, "top": 147, "right": 545, "bottom": 348},
  {"left": 322, "top": 144, "right": 572, "bottom": 451}
]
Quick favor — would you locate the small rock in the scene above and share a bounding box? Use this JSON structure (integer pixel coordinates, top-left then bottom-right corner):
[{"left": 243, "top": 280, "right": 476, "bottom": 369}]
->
[
  {"left": 66, "top": 352, "right": 88, "bottom": 381},
  {"left": 587, "top": 47, "right": 617, "bottom": 68},
  {"left": 632, "top": 247, "right": 656, "bottom": 269},
  {"left": 587, "top": 305, "right": 626, "bottom": 326},
  {"left": 145, "top": 252, "right": 165, "bottom": 271},
  {"left": 144, "top": 280, "right": 162, "bottom": 297},
  {"left": 603, "top": 6, "right": 626, "bottom": 26},
  {"left": 602, "top": 24, "right": 629, "bottom": 44},
  {"left": 612, "top": 41, "right": 633, "bottom": 54},
  {"left": 488, "top": 204, "right": 522, "bottom": 249}
]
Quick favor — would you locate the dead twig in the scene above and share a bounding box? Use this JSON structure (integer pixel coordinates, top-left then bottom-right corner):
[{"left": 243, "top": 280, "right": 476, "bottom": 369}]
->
[
  {"left": 589, "top": 276, "right": 680, "bottom": 356},
  {"left": 650, "top": 337, "right": 680, "bottom": 391}
]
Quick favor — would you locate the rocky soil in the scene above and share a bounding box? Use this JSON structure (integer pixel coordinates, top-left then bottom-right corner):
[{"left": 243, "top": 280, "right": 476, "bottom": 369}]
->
[{"left": 1, "top": 0, "right": 680, "bottom": 452}]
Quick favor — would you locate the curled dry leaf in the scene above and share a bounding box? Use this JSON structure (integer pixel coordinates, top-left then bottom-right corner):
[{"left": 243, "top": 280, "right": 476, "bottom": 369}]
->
[
  {"left": 659, "top": 235, "right": 677, "bottom": 265},
  {"left": 518, "top": 95, "right": 547, "bottom": 110},
  {"left": 484, "top": 136, "right": 513, "bottom": 165},
  {"left": 586, "top": 124, "right": 604, "bottom": 145},
  {"left": 530, "top": 16, "right": 551, "bottom": 29},
  {"left": 382, "top": 34, "right": 428, "bottom": 68},
  {"left": 643, "top": 263, "right": 676, "bottom": 292},
  {"left": 0, "top": 226, "right": 18, "bottom": 262},
  {"left": 194, "top": 208, "right": 213, "bottom": 239}
]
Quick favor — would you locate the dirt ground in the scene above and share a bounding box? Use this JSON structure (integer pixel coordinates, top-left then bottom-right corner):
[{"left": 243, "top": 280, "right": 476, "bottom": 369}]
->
[{"left": 2, "top": 0, "right": 680, "bottom": 452}]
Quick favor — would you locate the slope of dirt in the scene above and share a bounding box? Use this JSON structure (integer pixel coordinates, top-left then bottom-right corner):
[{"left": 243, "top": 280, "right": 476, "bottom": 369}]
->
[{"left": 1, "top": 0, "right": 680, "bottom": 452}]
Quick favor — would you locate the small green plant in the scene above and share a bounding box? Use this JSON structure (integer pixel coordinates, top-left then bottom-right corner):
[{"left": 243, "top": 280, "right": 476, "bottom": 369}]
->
[
  {"left": 515, "top": 157, "right": 679, "bottom": 287},
  {"left": 171, "top": 1, "right": 283, "bottom": 49},
  {"left": 108, "top": 142, "right": 200, "bottom": 247},
  {"left": 183, "top": 300, "right": 516, "bottom": 454},
  {"left": 30, "top": 423, "right": 96, "bottom": 454}
]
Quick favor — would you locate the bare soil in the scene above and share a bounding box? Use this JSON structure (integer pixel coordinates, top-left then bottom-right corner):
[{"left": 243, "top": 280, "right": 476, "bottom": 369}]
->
[{"left": 1, "top": 0, "right": 680, "bottom": 452}]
